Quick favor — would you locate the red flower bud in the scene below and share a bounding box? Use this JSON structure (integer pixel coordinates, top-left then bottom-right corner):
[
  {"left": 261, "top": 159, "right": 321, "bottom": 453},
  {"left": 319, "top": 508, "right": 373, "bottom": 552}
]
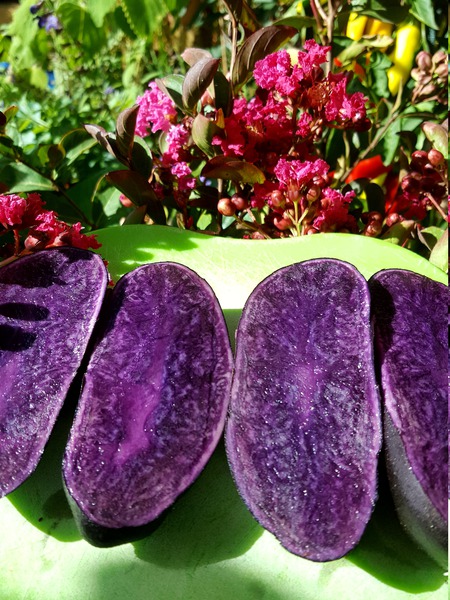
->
[
  {"left": 217, "top": 197, "right": 236, "bottom": 216},
  {"left": 231, "top": 194, "right": 248, "bottom": 211}
]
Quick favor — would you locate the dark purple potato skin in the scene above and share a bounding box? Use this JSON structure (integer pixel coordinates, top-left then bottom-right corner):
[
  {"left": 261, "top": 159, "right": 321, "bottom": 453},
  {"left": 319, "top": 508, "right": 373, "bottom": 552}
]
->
[
  {"left": 225, "top": 259, "right": 382, "bottom": 562},
  {"left": 0, "top": 248, "right": 108, "bottom": 497},
  {"left": 63, "top": 262, "right": 233, "bottom": 547},
  {"left": 369, "top": 269, "right": 447, "bottom": 567}
]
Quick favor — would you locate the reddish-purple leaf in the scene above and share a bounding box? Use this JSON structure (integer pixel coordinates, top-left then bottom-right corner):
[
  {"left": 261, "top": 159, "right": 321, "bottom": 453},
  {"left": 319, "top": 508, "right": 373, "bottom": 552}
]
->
[
  {"left": 182, "top": 58, "right": 220, "bottom": 112},
  {"left": 105, "top": 170, "right": 166, "bottom": 225},
  {"left": 181, "top": 47, "right": 213, "bottom": 67}
]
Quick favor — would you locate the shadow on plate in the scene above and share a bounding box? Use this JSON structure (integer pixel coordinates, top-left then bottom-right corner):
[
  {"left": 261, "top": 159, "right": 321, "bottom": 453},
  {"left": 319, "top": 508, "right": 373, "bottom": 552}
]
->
[
  {"left": 7, "top": 399, "right": 81, "bottom": 542},
  {"left": 347, "top": 460, "right": 446, "bottom": 593},
  {"left": 133, "top": 440, "right": 263, "bottom": 568},
  {"left": 90, "top": 558, "right": 299, "bottom": 600}
]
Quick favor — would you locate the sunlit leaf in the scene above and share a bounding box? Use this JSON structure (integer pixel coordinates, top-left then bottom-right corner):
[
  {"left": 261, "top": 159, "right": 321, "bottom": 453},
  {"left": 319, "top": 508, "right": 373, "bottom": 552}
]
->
[
  {"left": 182, "top": 58, "right": 220, "bottom": 112},
  {"left": 429, "top": 229, "right": 448, "bottom": 272},
  {"left": 222, "top": 0, "right": 259, "bottom": 34},
  {"left": 192, "top": 114, "right": 222, "bottom": 158},
  {"left": 422, "top": 122, "right": 448, "bottom": 159},
  {"left": 106, "top": 170, "right": 166, "bottom": 224},
  {"left": 115, "top": 105, "right": 139, "bottom": 161},
  {"left": 201, "top": 156, "right": 265, "bottom": 184},
  {"left": 181, "top": 48, "right": 213, "bottom": 67}
]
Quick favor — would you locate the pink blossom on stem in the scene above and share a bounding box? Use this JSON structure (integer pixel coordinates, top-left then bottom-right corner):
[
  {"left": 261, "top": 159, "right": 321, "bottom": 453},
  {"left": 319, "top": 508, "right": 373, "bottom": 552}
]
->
[
  {"left": 295, "top": 40, "right": 330, "bottom": 81},
  {"left": 171, "top": 162, "right": 196, "bottom": 193},
  {"left": 312, "top": 187, "right": 357, "bottom": 232},
  {"left": 136, "top": 82, "right": 177, "bottom": 136},
  {"left": 163, "top": 124, "right": 191, "bottom": 163},
  {"left": 274, "top": 157, "right": 329, "bottom": 189},
  {"left": 254, "top": 50, "right": 298, "bottom": 96},
  {"left": 0, "top": 193, "right": 27, "bottom": 228}
]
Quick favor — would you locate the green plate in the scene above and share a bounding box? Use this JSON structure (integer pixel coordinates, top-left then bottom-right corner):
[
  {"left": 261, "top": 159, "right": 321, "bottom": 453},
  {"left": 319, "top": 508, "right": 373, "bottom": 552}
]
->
[{"left": 1, "top": 226, "right": 447, "bottom": 600}]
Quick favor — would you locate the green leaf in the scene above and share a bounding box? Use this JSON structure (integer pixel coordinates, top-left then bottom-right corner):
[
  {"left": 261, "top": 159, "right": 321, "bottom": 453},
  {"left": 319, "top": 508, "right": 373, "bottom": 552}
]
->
[
  {"left": 337, "top": 36, "right": 392, "bottom": 66},
  {"left": 57, "top": 2, "right": 107, "bottom": 56},
  {"left": 381, "top": 220, "right": 415, "bottom": 245},
  {"left": 429, "top": 228, "right": 448, "bottom": 272},
  {"left": 417, "top": 226, "right": 445, "bottom": 252},
  {"left": 368, "top": 52, "right": 391, "bottom": 98},
  {"left": 409, "top": 0, "right": 438, "bottom": 29},
  {"left": 86, "top": 0, "right": 116, "bottom": 27},
  {"left": 201, "top": 156, "right": 265, "bottom": 184},
  {"left": 59, "top": 129, "right": 97, "bottom": 166},
  {"left": 156, "top": 75, "right": 185, "bottom": 112},
  {"left": 106, "top": 170, "right": 166, "bottom": 224},
  {"left": 422, "top": 122, "right": 448, "bottom": 159},
  {"left": 221, "top": 0, "right": 259, "bottom": 35},
  {"left": 0, "top": 163, "right": 54, "bottom": 192},
  {"left": 29, "top": 66, "right": 48, "bottom": 90},
  {"left": 274, "top": 16, "right": 316, "bottom": 29},
  {"left": 231, "top": 25, "right": 298, "bottom": 92},
  {"left": 129, "top": 137, "right": 153, "bottom": 179},
  {"left": 182, "top": 58, "right": 220, "bottom": 112},
  {"left": 120, "top": 0, "right": 179, "bottom": 37},
  {"left": 192, "top": 114, "right": 222, "bottom": 158}
]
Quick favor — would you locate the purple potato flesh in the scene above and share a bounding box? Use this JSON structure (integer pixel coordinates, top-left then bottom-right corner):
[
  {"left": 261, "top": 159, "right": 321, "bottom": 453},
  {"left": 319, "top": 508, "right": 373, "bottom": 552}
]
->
[
  {"left": 369, "top": 269, "right": 447, "bottom": 566},
  {"left": 63, "top": 262, "right": 233, "bottom": 545},
  {"left": 225, "top": 259, "right": 382, "bottom": 562},
  {"left": 0, "top": 248, "right": 108, "bottom": 497}
]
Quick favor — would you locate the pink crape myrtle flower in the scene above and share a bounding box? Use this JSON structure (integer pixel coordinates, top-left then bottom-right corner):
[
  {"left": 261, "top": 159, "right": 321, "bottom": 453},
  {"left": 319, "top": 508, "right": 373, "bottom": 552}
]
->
[
  {"left": 170, "top": 162, "right": 196, "bottom": 193},
  {"left": 253, "top": 50, "right": 297, "bottom": 96},
  {"left": 312, "top": 188, "right": 357, "bottom": 232},
  {"left": 163, "top": 123, "right": 191, "bottom": 163},
  {"left": 294, "top": 40, "right": 330, "bottom": 81},
  {"left": 0, "top": 192, "right": 45, "bottom": 229},
  {"left": 325, "top": 78, "right": 367, "bottom": 123},
  {"left": 274, "top": 157, "right": 329, "bottom": 189},
  {"left": 136, "top": 82, "right": 177, "bottom": 136},
  {"left": 0, "top": 193, "right": 27, "bottom": 227}
]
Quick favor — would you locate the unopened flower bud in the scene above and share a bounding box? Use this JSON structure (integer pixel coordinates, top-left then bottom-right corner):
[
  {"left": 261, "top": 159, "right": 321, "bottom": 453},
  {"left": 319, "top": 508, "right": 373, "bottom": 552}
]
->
[
  {"left": 270, "top": 190, "right": 285, "bottom": 208},
  {"left": 287, "top": 189, "right": 300, "bottom": 203},
  {"left": 251, "top": 231, "right": 266, "bottom": 239},
  {"left": 410, "top": 151, "right": 428, "bottom": 171},
  {"left": 385, "top": 213, "right": 402, "bottom": 227},
  {"left": 273, "top": 215, "right": 293, "bottom": 231},
  {"left": 306, "top": 184, "right": 321, "bottom": 203},
  {"left": 230, "top": 194, "right": 248, "bottom": 211},
  {"left": 432, "top": 50, "right": 447, "bottom": 66},
  {"left": 119, "top": 194, "right": 133, "bottom": 208},
  {"left": 434, "top": 62, "right": 448, "bottom": 80},
  {"left": 427, "top": 149, "right": 444, "bottom": 167},
  {"left": 363, "top": 211, "right": 383, "bottom": 237},
  {"left": 401, "top": 174, "right": 421, "bottom": 194},
  {"left": 217, "top": 197, "right": 236, "bottom": 216},
  {"left": 416, "top": 51, "right": 432, "bottom": 72}
]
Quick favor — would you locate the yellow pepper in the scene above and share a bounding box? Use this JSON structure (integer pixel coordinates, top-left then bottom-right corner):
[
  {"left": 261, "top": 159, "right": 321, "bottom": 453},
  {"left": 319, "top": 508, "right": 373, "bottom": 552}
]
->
[
  {"left": 346, "top": 12, "right": 393, "bottom": 40},
  {"left": 346, "top": 13, "right": 368, "bottom": 40},
  {"left": 365, "top": 18, "right": 393, "bottom": 37},
  {"left": 387, "top": 23, "right": 421, "bottom": 95}
]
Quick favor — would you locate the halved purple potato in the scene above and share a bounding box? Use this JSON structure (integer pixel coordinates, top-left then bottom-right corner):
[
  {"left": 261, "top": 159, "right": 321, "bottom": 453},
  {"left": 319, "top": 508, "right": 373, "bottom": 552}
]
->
[
  {"left": 369, "top": 269, "right": 447, "bottom": 567},
  {"left": 225, "top": 259, "right": 382, "bottom": 562},
  {"left": 0, "top": 247, "right": 108, "bottom": 498},
  {"left": 63, "top": 262, "right": 233, "bottom": 547}
]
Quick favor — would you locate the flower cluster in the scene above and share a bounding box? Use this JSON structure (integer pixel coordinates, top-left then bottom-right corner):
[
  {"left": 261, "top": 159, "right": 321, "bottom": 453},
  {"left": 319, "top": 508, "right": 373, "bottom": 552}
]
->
[
  {"left": 134, "top": 40, "right": 371, "bottom": 238},
  {"left": 0, "top": 192, "right": 100, "bottom": 264}
]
